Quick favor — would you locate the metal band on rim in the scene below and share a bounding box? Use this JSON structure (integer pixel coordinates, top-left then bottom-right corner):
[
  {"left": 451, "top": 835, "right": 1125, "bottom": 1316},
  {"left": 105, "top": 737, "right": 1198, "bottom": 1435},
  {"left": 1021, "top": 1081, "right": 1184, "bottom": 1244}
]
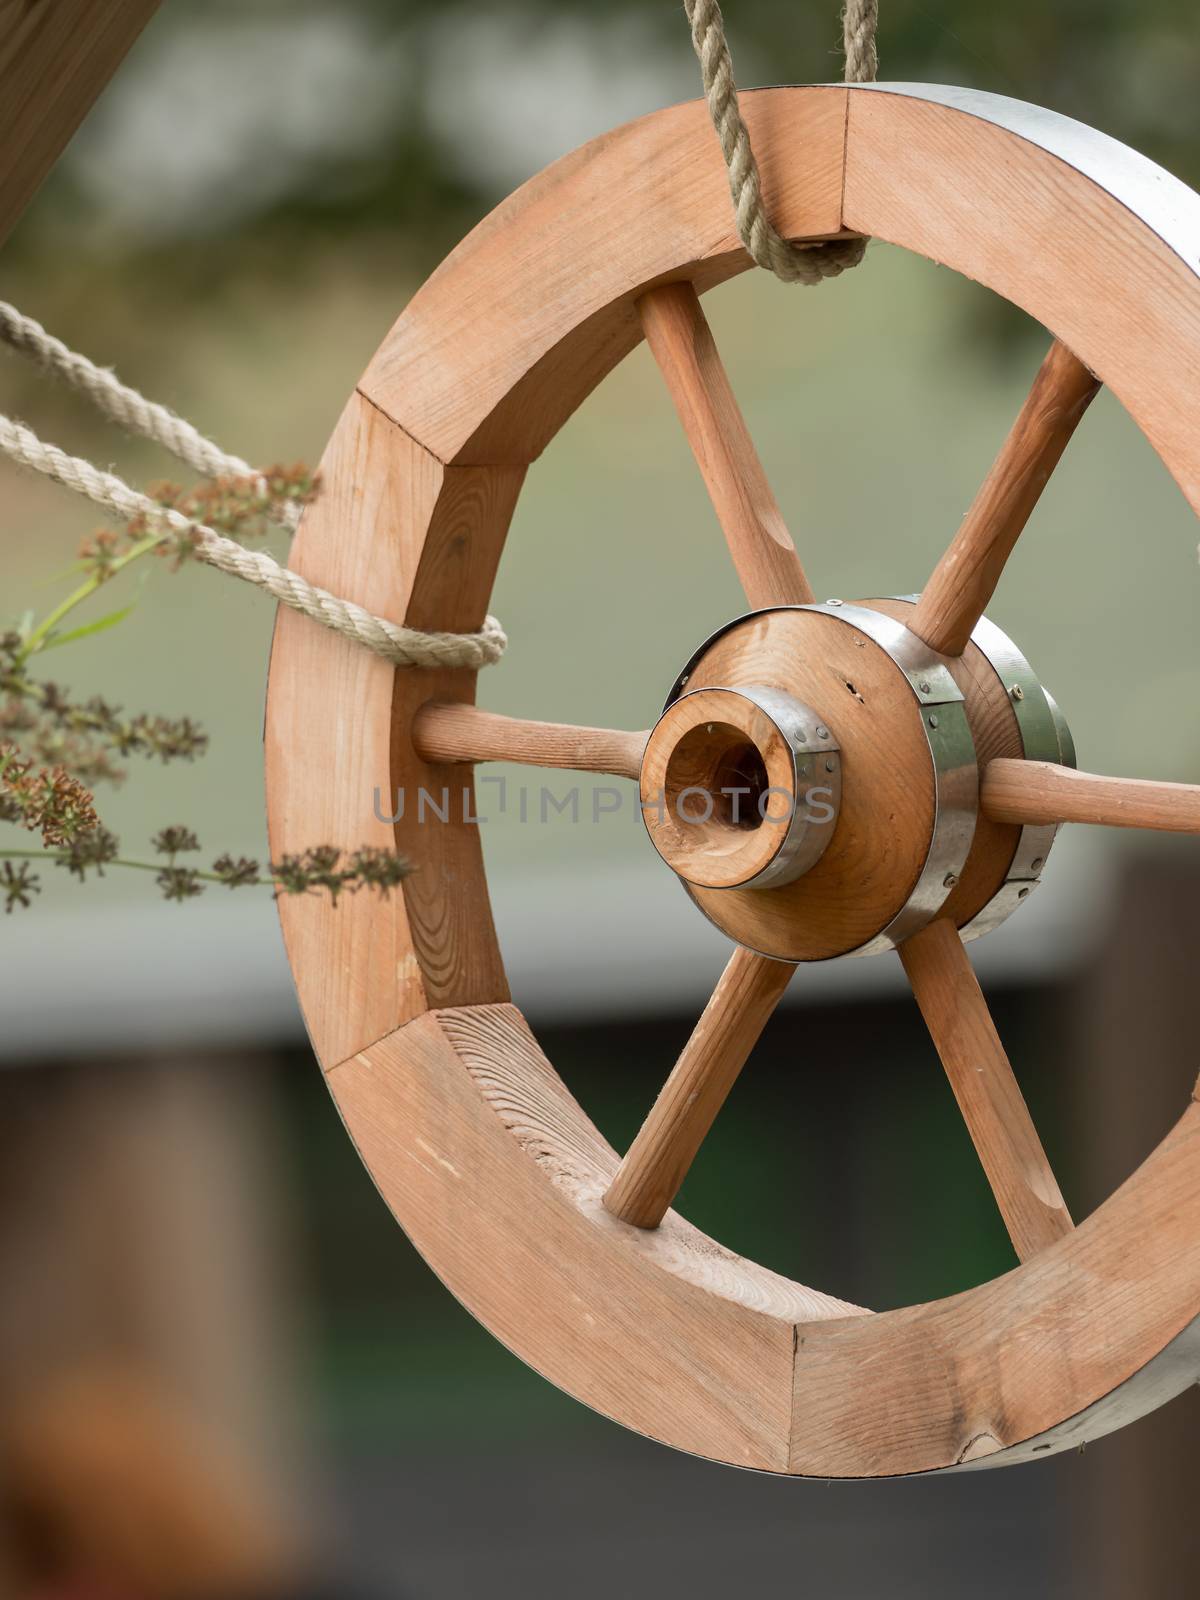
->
[
  {"left": 848, "top": 82, "right": 1200, "bottom": 277},
  {"left": 664, "top": 603, "right": 980, "bottom": 960}
]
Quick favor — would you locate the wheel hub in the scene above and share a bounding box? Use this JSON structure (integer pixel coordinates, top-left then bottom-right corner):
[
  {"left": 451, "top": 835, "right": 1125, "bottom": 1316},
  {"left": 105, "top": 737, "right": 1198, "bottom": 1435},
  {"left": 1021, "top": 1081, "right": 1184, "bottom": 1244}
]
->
[
  {"left": 640, "top": 683, "right": 843, "bottom": 891},
  {"left": 641, "top": 598, "right": 1073, "bottom": 961}
]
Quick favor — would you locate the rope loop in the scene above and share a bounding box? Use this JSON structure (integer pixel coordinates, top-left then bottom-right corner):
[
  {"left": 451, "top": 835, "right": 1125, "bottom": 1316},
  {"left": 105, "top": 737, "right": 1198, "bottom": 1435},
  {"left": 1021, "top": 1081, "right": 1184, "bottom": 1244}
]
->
[{"left": 684, "top": 0, "right": 878, "bottom": 284}]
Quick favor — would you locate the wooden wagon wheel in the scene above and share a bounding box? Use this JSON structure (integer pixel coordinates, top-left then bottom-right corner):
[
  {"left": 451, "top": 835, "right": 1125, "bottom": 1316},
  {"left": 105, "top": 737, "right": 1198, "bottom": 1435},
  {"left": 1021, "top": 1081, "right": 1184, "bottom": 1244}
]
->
[{"left": 265, "top": 83, "right": 1200, "bottom": 1477}]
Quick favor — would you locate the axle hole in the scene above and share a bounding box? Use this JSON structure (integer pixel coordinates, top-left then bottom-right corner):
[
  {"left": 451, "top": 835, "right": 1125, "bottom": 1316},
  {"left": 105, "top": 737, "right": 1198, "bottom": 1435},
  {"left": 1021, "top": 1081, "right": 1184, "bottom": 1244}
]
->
[{"left": 664, "top": 723, "right": 770, "bottom": 851}]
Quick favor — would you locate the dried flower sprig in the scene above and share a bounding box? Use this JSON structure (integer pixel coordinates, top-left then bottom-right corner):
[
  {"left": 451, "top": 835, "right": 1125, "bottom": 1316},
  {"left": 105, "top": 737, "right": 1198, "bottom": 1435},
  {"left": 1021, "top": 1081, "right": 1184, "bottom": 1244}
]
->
[
  {"left": 11, "top": 465, "right": 317, "bottom": 676},
  {"left": 1, "top": 641, "right": 209, "bottom": 790},
  {"left": 0, "top": 834, "right": 411, "bottom": 911},
  {"left": 3, "top": 459, "right": 411, "bottom": 921},
  {"left": 269, "top": 844, "right": 411, "bottom": 904},
  {"left": 0, "top": 740, "right": 99, "bottom": 846},
  {"left": 0, "top": 467, "right": 304, "bottom": 795},
  {"left": 212, "top": 853, "right": 260, "bottom": 888},
  {"left": 58, "top": 825, "right": 119, "bottom": 881},
  {"left": 79, "top": 464, "right": 319, "bottom": 577},
  {"left": 1, "top": 860, "right": 40, "bottom": 914},
  {"left": 152, "top": 823, "right": 203, "bottom": 901}
]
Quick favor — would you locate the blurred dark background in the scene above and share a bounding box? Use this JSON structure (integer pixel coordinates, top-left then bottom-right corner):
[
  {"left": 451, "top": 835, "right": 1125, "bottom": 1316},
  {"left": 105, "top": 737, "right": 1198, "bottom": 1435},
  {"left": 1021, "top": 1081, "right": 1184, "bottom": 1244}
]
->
[{"left": 2, "top": 2, "right": 1200, "bottom": 1596}]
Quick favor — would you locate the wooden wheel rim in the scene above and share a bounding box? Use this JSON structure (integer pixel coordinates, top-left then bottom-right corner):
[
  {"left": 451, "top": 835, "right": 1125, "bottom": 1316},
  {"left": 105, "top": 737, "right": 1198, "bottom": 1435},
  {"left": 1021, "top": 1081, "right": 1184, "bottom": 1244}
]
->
[{"left": 265, "top": 83, "right": 1200, "bottom": 1476}]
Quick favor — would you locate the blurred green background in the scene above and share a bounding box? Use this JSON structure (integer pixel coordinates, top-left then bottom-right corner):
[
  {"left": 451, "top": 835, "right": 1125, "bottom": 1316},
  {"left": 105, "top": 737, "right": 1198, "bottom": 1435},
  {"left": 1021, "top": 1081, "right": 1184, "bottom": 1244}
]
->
[
  {"left": 5, "top": 0, "right": 1199, "bottom": 903},
  {"left": 2, "top": 3, "right": 1200, "bottom": 1597}
]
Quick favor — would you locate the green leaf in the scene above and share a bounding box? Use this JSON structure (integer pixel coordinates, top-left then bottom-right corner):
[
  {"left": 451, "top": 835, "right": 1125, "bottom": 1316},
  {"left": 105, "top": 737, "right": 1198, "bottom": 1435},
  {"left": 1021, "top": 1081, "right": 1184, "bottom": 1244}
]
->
[{"left": 41, "top": 605, "right": 137, "bottom": 651}]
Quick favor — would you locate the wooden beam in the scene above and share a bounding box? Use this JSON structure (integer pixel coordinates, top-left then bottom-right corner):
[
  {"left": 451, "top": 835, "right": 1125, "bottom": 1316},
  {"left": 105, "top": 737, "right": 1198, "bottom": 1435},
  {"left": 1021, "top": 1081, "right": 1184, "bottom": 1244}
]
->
[
  {"left": 983, "top": 759, "right": 1200, "bottom": 834},
  {"left": 412, "top": 701, "right": 647, "bottom": 781},
  {"left": 0, "top": 0, "right": 161, "bottom": 250},
  {"left": 909, "top": 340, "right": 1099, "bottom": 656},
  {"left": 603, "top": 947, "right": 795, "bottom": 1229},
  {"left": 900, "top": 916, "right": 1073, "bottom": 1262},
  {"left": 637, "top": 281, "right": 815, "bottom": 609}
]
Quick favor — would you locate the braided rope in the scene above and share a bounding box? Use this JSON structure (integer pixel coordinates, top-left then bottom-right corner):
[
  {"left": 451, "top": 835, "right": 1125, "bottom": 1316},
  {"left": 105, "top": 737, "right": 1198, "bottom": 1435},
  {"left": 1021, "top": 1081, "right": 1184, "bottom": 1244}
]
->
[
  {"left": 0, "top": 302, "right": 504, "bottom": 667},
  {"left": 1, "top": 2, "right": 878, "bottom": 665},
  {"left": 0, "top": 413, "right": 506, "bottom": 671},
  {"left": 0, "top": 299, "right": 288, "bottom": 498},
  {"left": 684, "top": 0, "right": 878, "bottom": 283}
]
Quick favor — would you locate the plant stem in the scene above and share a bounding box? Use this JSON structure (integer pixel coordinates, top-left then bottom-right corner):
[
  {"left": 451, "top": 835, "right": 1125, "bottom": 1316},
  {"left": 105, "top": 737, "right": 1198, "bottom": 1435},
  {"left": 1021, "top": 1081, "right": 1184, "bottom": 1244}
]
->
[
  {"left": 17, "top": 532, "right": 162, "bottom": 664},
  {"left": 0, "top": 847, "right": 260, "bottom": 888}
]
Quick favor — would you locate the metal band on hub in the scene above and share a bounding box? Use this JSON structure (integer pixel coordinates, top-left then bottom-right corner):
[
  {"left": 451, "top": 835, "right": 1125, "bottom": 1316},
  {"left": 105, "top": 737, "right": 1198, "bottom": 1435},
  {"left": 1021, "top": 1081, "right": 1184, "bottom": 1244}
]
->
[
  {"left": 962, "top": 614, "right": 1074, "bottom": 941},
  {"left": 887, "top": 597, "right": 1075, "bottom": 942},
  {"left": 810, "top": 604, "right": 978, "bottom": 956},
  {"left": 641, "top": 683, "right": 843, "bottom": 891},
  {"left": 665, "top": 602, "right": 980, "bottom": 959},
  {"left": 699, "top": 682, "right": 841, "bottom": 890}
]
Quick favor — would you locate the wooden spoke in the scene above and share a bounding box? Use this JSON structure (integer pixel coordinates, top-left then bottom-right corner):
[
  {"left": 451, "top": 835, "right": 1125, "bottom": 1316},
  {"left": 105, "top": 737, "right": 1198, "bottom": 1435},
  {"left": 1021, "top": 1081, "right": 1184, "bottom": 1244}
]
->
[
  {"left": 899, "top": 917, "right": 1073, "bottom": 1263},
  {"left": 984, "top": 759, "right": 1200, "bottom": 833},
  {"left": 413, "top": 702, "right": 648, "bottom": 780},
  {"left": 603, "top": 946, "right": 795, "bottom": 1229},
  {"left": 910, "top": 340, "right": 1101, "bottom": 656},
  {"left": 637, "top": 281, "right": 815, "bottom": 609}
]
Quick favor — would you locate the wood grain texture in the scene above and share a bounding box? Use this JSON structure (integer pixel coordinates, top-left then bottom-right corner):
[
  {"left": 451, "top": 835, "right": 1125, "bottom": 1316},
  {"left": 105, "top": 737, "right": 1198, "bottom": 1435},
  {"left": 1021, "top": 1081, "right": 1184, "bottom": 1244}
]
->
[
  {"left": 331, "top": 1004, "right": 864, "bottom": 1471},
  {"left": 265, "top": 395, "right": 518, "bottom": 1067},
  {"left": 603, "top": 948, "right": 795, "bottom": 1228},
  {"left": 910, "top": 340, "right": 1100, "bottom": 655},
  {"left": 359, "top": 89, "right": 850, "bottom": 465},
  {"left": 412, "top": 702, "right": 647, "bottom": 781},
  {"left": 984, "top": 759, "right": 1200, "bottom": 833},
  {"left": 639, "top": 685, "right": 813, "bottom": 891},
  {"left": 390, "top": 463, "right": 525, "bottom": 1015},
  {"left": 790, "top": 1099, "right": 1200, "bottom": 1476},
  {"left": 0, "top": 0, "right": 160, "bottom": 249},
  {"left": 263, "top": 85, "right": 1200, "bottom": 1472},
  {"left": 638, "top": 282, "right": 814, "bottom": 607},
  {"left": 677, "top": 608, "right": 936, "bottom": 960},
  {"left": 326, "top": 1000, "right": 1200, "bottom": 1477},
  {"left": 899, "top": 917, "right": 1073, "bottom": 1262}
]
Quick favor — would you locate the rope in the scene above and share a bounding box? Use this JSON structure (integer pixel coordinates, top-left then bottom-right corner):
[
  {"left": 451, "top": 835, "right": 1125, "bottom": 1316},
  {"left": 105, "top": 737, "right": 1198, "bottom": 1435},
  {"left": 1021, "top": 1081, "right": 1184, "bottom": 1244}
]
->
[
  {"left": 0, "top": 414, "right": 506, "bottom": 671},
  {"left": 0, "top": 301, "right": 267, "bottom": 495},
  {"left": 0, "top": 307, "right": 504, "bottom": 670},
  {"left": 685, "top": 0, "right": 878, "bottom": 284},
  {"left": 1, "top": 0, "right": 878, "bottom": 660}
]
